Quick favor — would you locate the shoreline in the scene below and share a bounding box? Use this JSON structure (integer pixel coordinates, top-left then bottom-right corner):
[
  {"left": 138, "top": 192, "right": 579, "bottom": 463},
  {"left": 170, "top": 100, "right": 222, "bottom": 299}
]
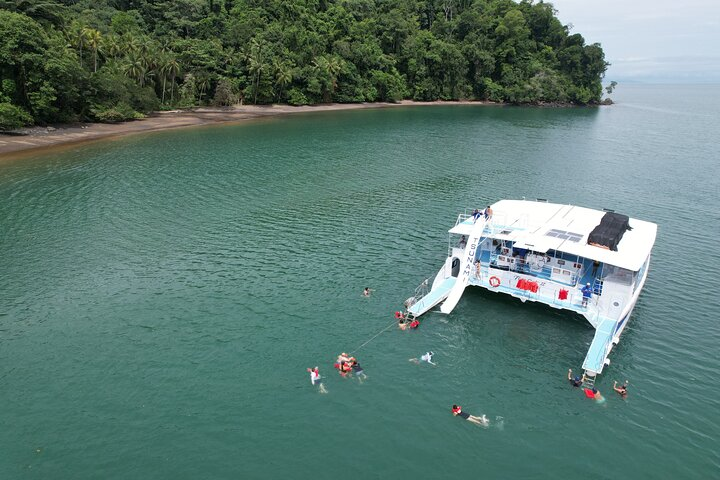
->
[{"left": 0, "top": 100, "right": 498, "bottom": 162}]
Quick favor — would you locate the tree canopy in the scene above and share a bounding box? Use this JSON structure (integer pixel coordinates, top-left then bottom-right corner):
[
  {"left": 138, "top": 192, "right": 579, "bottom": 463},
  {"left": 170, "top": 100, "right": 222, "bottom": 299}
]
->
[{"left": 0, "top": 0, "right": 609, "bottom": 127}]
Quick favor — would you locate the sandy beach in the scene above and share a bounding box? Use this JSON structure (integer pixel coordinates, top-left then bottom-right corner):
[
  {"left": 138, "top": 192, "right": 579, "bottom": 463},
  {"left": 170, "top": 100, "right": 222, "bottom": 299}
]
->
[{"left": 0, "top": 101, "right": 495, "bottom": 161}]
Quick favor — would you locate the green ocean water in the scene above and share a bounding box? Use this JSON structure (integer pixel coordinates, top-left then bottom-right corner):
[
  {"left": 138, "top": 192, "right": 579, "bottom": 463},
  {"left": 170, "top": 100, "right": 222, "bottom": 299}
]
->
[{"left": 1, "top": 85, "right": 718, "bottom": 479}]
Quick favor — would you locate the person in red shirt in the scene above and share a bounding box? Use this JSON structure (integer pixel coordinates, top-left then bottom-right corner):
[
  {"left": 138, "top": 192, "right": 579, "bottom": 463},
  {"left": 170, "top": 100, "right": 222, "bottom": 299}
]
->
[{"left": 452, "top": 405, "right": 489, "bottom": 426}]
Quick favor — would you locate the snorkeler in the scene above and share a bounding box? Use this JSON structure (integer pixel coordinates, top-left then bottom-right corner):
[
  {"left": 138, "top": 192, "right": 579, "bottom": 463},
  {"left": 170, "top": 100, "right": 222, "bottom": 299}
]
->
[
  {"left": 452, "top": 405, "right": 489, "bottom": 426},
  {"left": 613, "top": 380, "right": 629, "bottom": 398},
  {"left": 421, "top": 351, "right": 435, "bottom": 365},
  {"left": 410, "top": 351, "right": 436, "bottom": 365}
]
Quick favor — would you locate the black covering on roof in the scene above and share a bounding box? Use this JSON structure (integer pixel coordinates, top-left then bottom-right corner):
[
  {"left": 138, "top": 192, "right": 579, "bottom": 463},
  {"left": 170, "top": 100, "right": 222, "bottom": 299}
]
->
[{"left": 587, "top": 212, "right": 632, "bottom": 251}]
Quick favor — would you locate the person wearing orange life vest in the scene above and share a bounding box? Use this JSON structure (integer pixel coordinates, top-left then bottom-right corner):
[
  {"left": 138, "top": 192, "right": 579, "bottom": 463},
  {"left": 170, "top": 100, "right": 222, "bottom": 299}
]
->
[{"left": 452, "top": 405, "right": 489, "bottom": 426}]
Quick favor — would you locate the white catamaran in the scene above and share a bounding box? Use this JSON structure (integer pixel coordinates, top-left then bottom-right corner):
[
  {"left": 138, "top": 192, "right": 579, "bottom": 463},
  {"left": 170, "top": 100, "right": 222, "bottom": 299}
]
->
[{"left": 404, "top": 199, "right": 657, "bottom": 386}]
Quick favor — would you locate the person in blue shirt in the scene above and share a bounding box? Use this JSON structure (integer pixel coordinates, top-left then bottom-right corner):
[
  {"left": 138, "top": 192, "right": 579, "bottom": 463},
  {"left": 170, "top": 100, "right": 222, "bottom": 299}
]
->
[{"left": 581, "top": 282, "right": 593, "bottom": 307}]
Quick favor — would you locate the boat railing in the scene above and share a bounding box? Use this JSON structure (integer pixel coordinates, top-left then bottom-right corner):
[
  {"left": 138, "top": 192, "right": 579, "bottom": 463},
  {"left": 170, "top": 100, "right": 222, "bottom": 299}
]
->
[
  {"left": 454, "top": 213, "right": 472, "bottom": 227},
  {"left": 488, "top": 253, "right": 580, "bottom": 286},
  {"left": 483, "top": 263, "right": 601, "bottom": 311}
]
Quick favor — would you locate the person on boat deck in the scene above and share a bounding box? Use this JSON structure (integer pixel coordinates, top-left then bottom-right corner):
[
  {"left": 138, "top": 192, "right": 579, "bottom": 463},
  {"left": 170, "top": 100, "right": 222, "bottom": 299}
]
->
[
  {"left": 472, "top": 208, "right": 483, "bottom": 222},
  {"left": 613, "top": 380, "right": 629, "bottom": 398},
  {"left": 568, "top": 368, "right": 584, "bottom": 387},
  {"left": 581, "top": 282, "right": 593, "bottom": 307},
  {"left": 452, "top": 405, "right": 489, "bottom": 426},
  {"left": 458, "top": 235, "right": 467, "bottom": 249},
  {"left": 363, "top": 287, "right": 372, "bottom": 297},
  {"left": 484, "top": 205, "right": 493, "bottom": 220}
]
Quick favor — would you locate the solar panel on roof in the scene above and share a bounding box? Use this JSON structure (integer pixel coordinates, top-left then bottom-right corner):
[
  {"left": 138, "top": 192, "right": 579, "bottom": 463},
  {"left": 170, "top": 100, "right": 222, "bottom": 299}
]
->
[{"left": 546, "top": 229, "right": 583, "bottom": 243}]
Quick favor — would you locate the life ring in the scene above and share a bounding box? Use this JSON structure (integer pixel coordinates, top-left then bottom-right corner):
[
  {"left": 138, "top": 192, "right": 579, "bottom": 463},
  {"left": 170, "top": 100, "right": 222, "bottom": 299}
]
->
[
  {"left": 489, "top": 276, "right": 501, "bottom": 288},
  {"left": 394, "top": 311, "right": 403, "bottom": 319}
]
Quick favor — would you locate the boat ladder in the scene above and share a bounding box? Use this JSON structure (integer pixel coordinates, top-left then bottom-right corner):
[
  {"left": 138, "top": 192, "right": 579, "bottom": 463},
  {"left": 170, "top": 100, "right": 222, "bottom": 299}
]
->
[{"left": 581, "top": 372, "right": 596, "bottom": 390}]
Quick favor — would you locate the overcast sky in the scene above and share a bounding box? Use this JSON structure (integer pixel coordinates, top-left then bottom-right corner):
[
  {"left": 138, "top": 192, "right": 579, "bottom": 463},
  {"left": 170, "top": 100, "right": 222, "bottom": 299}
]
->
[{"left": 549, "top": 0, "right": 720, "bottom": 83}]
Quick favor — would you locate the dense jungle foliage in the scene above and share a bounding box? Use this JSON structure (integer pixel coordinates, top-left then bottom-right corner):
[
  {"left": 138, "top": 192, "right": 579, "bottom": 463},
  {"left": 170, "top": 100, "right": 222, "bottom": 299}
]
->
[{"left": 0, "top": 0, "right": 608, "bottom": 128}]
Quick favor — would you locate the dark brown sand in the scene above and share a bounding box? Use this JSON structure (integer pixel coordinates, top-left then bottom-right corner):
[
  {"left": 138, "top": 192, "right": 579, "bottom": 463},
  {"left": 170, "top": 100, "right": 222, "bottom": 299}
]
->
[{"left": 0, "top": 101, "right": 495, "bottom": 162}]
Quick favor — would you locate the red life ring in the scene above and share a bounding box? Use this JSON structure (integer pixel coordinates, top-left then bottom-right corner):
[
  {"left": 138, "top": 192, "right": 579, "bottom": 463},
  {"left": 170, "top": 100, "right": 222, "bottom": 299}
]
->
[
  {"left": 394, "top": 311, "right": 403, "bottom": 319},
  {"left": 489, "top": 276, "right": 501, "bottom": 288}
]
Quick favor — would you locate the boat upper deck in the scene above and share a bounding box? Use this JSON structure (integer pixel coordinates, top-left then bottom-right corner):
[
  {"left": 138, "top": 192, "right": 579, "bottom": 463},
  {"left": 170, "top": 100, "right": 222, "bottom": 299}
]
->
[{"left": 449, "top": 200, "right": 657, "bottom": 271}]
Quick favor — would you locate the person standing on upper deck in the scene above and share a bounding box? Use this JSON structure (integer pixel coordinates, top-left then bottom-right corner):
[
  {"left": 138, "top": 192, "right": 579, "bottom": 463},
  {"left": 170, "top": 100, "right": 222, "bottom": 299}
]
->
[
  {"left": 581, "top": 282, "right": 593, "bottom": 308},
  {"left": 484, "top": 205, "right": 493, "bottom": 220}
]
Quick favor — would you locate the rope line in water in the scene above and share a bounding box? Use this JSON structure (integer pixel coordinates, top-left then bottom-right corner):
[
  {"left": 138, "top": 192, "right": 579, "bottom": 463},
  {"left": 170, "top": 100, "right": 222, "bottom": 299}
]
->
[{"left": 347, "top": 318, "right": 398, "bottom": 356}]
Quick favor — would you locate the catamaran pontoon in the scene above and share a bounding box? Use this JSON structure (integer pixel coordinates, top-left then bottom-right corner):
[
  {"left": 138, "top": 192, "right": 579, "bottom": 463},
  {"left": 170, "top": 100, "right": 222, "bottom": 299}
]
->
[{"left": 404, "top": 199, "right": 657, "bottom": 386}]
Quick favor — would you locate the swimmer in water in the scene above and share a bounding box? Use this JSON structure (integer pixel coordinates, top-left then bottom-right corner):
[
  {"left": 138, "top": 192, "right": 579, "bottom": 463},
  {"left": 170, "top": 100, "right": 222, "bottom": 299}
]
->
[
  {"left": 398, "top": 318, "right": 408, "bottom": 330},
  {"left": 452, "top": 405, "right": 489, "bottom": 426},
  {"left": 307, "top": 366, "right": 327, "bottom": 393},
  {"left": 409, "top": 319, "right": 420, "bottom": 329},
  {"left": 350, "top": 359, "right": 367, "bottom": 382},
  {"left": 591, "top": 387, "right": 605, "bottom": 404},
  {"left": 363, "top": 287, "right": 372, "bottom": 297},
  {"left": 613, "top": 380, "right": 629, "bottom": 398},
  {"left": 568, "top": 368, "right": 584, "bottom": 387},
  {"left": 410, "top": 351, "right": 436, "bottom": 365}
]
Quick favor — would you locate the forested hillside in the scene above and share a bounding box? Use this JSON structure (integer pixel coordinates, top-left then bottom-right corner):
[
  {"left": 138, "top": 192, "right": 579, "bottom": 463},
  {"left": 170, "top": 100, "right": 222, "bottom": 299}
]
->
[{"left": 0, "top": 0, "right": 608, "bottom": 128}]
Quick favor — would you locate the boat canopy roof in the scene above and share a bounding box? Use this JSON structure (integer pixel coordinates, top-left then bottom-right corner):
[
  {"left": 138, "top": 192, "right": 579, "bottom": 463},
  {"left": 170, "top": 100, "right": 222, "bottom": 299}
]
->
[{"left": 450, "top": 199, "right": 657, "bottom": 271}]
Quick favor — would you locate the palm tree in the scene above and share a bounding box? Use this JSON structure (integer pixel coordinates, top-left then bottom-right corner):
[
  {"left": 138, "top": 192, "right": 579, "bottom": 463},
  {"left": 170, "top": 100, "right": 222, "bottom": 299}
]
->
[
  {"left": 102, "top": 34, "right": 122, "bottom": 60},
  {"left": 246, "top": 39, "right": 267, "bottom": 104},
  {"left": 123, "top": 53, "right": 146, "bottom": 86},
  {"left": 166, "top": 57, "right": 181, "bottom": 104},
  {"left": 274, "top": 60, "right": 293, "bottom": 102},
  {"left": 68, "top": 22, "right": 86, "bottom": 67},
  {"left": 312, "top": 55, "right": 344, "bottom": 102},
  {"left": 121, "top": 32, "right": 140, "bottom": 54},
  {"left": 84, "top": 28, "right": 102, "bottom": 72},
  {"left": 196, "top": 73, "right": 211, "bottom": 104},
  {"left": 158, "top": 54, "right": 170, "bottom": 104}
]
